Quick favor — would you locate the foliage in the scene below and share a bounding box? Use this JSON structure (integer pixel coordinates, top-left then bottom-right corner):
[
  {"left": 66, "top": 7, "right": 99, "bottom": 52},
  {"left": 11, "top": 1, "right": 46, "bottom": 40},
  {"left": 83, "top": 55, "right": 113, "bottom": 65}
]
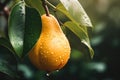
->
[
  {"left": 0, "top": 0, "right": 95, "bottom": 80},
  {"left": 7, "top": 0, "right": 93, "bottom": 58},
  {"left": 8, "top": 1, "right": 42, "bottom": 58}
]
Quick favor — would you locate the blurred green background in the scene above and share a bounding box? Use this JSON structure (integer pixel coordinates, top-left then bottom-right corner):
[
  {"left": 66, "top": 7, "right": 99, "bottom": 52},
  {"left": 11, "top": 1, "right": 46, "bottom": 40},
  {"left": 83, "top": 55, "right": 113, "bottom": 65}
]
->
[{"left": 0, "top": 0, "right": 120, "bottom": 80}]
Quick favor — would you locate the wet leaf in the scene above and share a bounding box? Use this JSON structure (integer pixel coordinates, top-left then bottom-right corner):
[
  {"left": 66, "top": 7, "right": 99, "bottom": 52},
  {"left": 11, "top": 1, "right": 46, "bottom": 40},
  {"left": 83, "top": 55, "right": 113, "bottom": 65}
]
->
[
  {"left": 64, "top": 21, "right": 94, "bottom": 58},
  {"left": 8, "top": 1, "right": 25, "bottom": 57},
  {"left": 56, "top": 3, "right": 87, "bottom": 33},
  {"left": 8, "top": 1, "right": 42, "bottom": 58},
  {"left": 58, "top": 0, "right": 92, "bottom": 27},
  {"left": 23, "top": 6, "right": 42, "bottom": 57}
]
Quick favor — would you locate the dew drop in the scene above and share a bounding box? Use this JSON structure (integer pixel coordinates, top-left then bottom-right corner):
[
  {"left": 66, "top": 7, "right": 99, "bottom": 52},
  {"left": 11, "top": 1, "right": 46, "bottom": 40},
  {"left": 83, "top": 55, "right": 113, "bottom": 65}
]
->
[
  {"left": 64, "top": 46, "right": 67, "bottom": 49},
  {"left": 44, "top": 62, "right": 46, "bottom": 64},
  {"left": 56, "top": 60, "right": 58, "bottom": 62},
  {"left": 20, "top": 13, "right": 24, "bottom": 16},
  {"left": 64, "top": 50, "right": 67, "bottom": 53},
  {"left": 44, "top": 56, "right": 47, "bottom": 58},
  {"left": 46, "top": 73, "right": 50, "bottom": 77},
  {"left": 46, "top": 35, "right": 49, "bottom": 37},
  {"left": 56, "top": 70, "right": 59, "bottom": 72},
  {"left": 40, "top": 46, "right": 42, "bottom": 49},
  {"left": 20, "top": 6, "right": 23, "bottom": 9},
  {"left": 59, "top": 56, "right": 62, "bottom": 59},
  {"left": 51, "top": 52, "right": 54, "bottom": 54},
  {"left": 62, "top": 54, "right": 65, "bottom": 57},
  {"left": 61, "top": 60, "right": 63, "bottom": 62}
]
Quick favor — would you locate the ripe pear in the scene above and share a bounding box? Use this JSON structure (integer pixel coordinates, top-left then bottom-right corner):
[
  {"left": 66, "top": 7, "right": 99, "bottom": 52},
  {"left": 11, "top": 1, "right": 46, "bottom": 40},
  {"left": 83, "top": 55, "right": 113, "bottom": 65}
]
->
[{"left": 29, "top": 14, "right": 71, "bottom": 72}]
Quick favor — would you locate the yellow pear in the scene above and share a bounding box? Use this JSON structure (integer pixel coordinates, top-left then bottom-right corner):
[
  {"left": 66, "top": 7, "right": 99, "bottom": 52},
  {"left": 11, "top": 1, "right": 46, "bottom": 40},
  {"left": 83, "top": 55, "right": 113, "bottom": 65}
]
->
[{"left": 28, "top": 14, "right": 71, "bottom": 72}]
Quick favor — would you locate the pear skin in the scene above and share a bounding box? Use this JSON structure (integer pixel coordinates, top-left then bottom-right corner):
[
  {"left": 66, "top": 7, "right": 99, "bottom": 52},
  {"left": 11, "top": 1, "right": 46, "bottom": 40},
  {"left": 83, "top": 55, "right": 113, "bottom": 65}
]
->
[{"left": 29, "top": 14, "right": 71, "bottom": 72}]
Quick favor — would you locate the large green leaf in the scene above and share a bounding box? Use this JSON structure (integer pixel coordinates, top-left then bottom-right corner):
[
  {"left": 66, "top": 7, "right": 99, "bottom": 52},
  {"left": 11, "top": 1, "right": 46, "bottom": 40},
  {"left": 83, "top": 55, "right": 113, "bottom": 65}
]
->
[
  {"left": 56, "top": 3, "right": 87, "bottom": 32},
  {"left": 8, "top": 1, "right": 41, "bottom": 58},
  {"left": 56, "top": 1, "right": 94, "bottom": 58},
  {"left": 64, "top": 21, "right": 94, "bottom": 58},
  {"left": 56, "top": 3, "right": 76, "bottom": 24},
  {"left": 58, "top": 0, "right": 92, "bottom": 28},
  {"left": 23, "top": 6, "right": 42, "bottom": 57},
  {"left": 8, "top": 1, "right": 25, "bottom": 58}
]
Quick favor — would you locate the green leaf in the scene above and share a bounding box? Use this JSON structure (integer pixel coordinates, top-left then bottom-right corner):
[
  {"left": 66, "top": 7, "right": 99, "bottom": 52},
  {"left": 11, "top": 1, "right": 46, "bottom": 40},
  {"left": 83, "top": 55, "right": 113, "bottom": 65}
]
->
[
  {"left": 56, "top": 3, "right": 76, "bottom": 24},
  {"left": 0, "top": 37, "right": 15, "bottom": 54},
  {"left": 8, "top": 1, "right": 25, "bottom": 57},
  {"left": 58, "top": 0, "right": 92, "bottom": 28},
  {"left": 64, "top": 21, "right": 94, "bottom": 58},
  {"left": 24, "top": 0, "right": 45, "bottom": 14},
  {"left": 56, "top": 1, "right": 94, "bottom": 58},
  {"left": 56, "top": 3, "right": 87, "bottom": 32},
  {"left": 8, "top": 1, "right": 42, "bottom": 58},
  {"left": 23, "top": 6, "right": 42, "bottom": 57}
]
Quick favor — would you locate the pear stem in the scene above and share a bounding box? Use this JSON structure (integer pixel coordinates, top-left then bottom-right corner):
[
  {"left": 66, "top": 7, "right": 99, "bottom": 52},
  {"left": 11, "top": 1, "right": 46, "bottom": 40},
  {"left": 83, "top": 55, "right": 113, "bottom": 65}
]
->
[
  {"left": 46, "top": 0, "right": 56, "bottom": 10},
  {"left": 46, "top": 72, "right": 54, "bottom": 80},
  {"left": 42, "top": 0, "right": 50, "bottom": 16}
]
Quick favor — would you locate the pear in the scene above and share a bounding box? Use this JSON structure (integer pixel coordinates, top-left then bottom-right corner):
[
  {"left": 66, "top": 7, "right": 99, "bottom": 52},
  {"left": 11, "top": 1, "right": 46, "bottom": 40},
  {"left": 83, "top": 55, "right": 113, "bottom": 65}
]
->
[{"left": 29, "top": 14, "right": 71, "bottom": 72}]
